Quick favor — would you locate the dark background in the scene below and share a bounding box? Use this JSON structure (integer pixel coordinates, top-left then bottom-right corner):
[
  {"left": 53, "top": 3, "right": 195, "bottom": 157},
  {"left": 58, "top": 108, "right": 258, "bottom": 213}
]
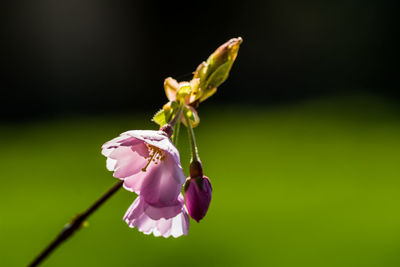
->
[{"left": 2, "top": 0, "right": 398, "bottom": 120}]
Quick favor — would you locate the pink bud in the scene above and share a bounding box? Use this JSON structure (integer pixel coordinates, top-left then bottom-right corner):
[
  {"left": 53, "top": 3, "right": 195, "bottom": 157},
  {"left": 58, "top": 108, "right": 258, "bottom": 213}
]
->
[{"left": 184, "top": 176, "right": 212, "bottom": 222}]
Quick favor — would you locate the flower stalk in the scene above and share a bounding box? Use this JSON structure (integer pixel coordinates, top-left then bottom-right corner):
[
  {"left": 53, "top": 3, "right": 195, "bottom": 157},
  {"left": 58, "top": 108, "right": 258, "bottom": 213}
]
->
[
  {"left": 184, "top": 113, "right": 200, "bottom": 163},
  {"left": 168, "top": 103, "right": 184, "bottom": 128},
  {"left": 172, "top": 121, "right": 181, "bottom": 145}
]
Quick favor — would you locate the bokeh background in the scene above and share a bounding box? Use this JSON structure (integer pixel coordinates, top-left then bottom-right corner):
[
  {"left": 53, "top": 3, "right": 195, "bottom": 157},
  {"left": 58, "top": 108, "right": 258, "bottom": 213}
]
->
[{"left": 1, "top": 0, "right": 399, "bottom": 266}]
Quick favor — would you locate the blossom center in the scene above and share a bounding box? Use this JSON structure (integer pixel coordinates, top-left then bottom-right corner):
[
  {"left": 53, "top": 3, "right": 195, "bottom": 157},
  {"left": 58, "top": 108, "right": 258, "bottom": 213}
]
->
[{"left": 141, "top": 144, "right": 166, "bottom": 172}]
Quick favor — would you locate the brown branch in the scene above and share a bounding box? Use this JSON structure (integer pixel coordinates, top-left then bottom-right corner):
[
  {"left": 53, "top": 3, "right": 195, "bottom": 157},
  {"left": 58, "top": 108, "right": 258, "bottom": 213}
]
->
[{"left": 28, "top": 180, "right": 123, "bottom": 267}]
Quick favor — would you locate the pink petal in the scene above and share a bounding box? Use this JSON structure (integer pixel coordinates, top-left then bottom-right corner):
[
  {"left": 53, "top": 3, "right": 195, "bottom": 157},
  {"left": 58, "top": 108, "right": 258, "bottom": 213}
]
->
[
  {"left": 102, "top": 135, "right": 147, "bottom": 174},
  {"left": 170, "top": 194, "right": 190, "bottom": 237},
  {"left": 123, "top": 196, "right": 144, "bottom": 220},
  {"left": 140, "top": 155, "right": 186, "bottom": 205},
  {"left": 171, "top": 210, "right": 190, "bottom": 237},
  {"left": 110, "top": 144, "right": 149, "bottom": 178},
  {"left": 143, "top": 199, "right": 182, "bottom": 220},
  {"left": 156, "top": 218, "right": 172, "bottom": 236},
  {"left": 135, "top": 214, "right": 156, "bottom": 233},
  {"left": 123, "top": 130, "right": 182, "bottom": 166},
  {"left": 106, "top": 158, "right": 117, "bottom": 171},
  {"left": 123, "top": 152, "right": 185, "bottom": 196},
  {"left": 123, "top": 172, "right": 147, "bottom": 193},
  {"left": 124, "top": 195, "right": 189, "bottom": 238},
  {"left": 101, "top": 135, "right": 128, "bottom": 157}
]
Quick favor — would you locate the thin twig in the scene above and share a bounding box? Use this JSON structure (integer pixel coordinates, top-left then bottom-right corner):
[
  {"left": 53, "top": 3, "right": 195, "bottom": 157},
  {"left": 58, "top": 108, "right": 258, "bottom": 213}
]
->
[{"left": 28, "top": 180, "right": 123, "bottom": 267}]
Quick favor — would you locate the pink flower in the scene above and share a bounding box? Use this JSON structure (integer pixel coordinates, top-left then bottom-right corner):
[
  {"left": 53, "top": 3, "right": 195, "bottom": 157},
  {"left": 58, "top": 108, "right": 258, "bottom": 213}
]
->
[
  {"left": 184, "top": 176, "right": 212, "bottom": 222},
  {"left": 102, "top": 128, "right": 189, "bottom": 237}
]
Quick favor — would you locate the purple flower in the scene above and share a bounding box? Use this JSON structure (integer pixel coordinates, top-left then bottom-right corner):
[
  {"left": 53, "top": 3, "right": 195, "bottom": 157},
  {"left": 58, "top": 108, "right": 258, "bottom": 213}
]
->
[{"left": 102, "top": 129, "right": 189, "bottom": 237}]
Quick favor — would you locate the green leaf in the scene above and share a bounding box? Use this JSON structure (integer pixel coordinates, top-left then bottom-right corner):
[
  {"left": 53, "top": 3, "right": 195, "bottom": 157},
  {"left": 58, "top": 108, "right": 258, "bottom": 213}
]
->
[
  {"left": 152, "top": 109, "right": 168, "bottom": 126},
  {"left": 204, "top": 61, "right": 232, "bottom": 89},
  {"left": 193, "top": 62, "right": 209, "bottom": 90},
  {"left": 198, "top": 61, "right": 231, "bottom": 102},
  {"left": 199, "top": 87, "right": 217, "bottom": 103},
  {"left": 152, "top": 101, "right": 180, "bottom": 126},
  {"left": 192, "top": 38, "right": 242, "bottom": 103}
]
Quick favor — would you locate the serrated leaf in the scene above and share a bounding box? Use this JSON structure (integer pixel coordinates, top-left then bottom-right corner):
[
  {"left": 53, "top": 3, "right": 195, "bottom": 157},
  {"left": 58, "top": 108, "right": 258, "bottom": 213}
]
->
[
  {"left": 152, "top": 109, "right": 168, "bottom": 126},
  {"left": 152, "top": 101, "right": 180, "bottom": 126}
]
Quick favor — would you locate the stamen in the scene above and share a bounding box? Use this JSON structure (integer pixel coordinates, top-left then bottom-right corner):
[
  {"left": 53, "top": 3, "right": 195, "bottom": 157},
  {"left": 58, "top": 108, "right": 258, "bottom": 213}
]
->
[{"left": 141, "top": 145, "right": 165, "bottom": 172}]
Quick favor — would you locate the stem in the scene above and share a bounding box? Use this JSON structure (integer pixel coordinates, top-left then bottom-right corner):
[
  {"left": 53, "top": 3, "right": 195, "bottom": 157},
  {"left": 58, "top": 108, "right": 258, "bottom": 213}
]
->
[
  {"left": 172, "top": 121, "right": 181, "bottom": 146},
  {"left": 168, "top": 104, "right": 184, "bottom": 128},
  {"left": 28, "top": 180, "right": 123, "bottom": 267},
  {"left": 184, "top": 114, "right": 200, "bottom": 162}
]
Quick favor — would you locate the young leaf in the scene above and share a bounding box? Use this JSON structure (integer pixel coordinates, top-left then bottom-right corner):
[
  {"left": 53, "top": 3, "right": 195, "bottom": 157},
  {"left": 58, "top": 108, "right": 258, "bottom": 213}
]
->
[
  {"left": 205, "top": 61, "right": 231, "bottom": 88},
  {"left": 152, "top": 109, "right": 168, "bottom": 126}
]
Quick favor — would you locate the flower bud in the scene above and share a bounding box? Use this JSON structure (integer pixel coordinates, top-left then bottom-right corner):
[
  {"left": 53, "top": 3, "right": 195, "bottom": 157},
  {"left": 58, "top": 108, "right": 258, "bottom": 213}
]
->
[
  {"left": 184, "top": 161, "right": 212, "bottom": 222},
  {"left": 192, "top": 37, "right": 243, "bottom": 102}
]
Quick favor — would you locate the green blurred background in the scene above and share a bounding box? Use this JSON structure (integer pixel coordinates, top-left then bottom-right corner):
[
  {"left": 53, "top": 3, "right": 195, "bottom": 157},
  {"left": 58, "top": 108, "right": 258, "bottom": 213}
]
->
[
  {"left": 1, "top": 0, "right": 398, "bottom": 266},
  {"left": 1, "top": 93, "right": 400, "bottom": 266}
]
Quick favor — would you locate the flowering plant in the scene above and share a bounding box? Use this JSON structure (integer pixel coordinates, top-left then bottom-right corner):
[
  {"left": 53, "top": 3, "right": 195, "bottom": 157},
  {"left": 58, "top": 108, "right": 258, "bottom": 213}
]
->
[{"left": 29, "top": 37, "right": 242, "bottom": 266}]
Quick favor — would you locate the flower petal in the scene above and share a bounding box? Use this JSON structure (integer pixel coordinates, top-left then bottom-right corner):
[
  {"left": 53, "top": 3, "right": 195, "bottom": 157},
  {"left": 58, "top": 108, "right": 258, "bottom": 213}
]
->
[
  {"left": 143, "top": 199, "right": 182, "bottom": 220},
  {"left": 171, "top": 210, "right": 190, "bottom": 237},
  {"left": 124, "top": 195, "right": 189, "bottom": 238},
  {"left": 140, "top": 155, "right": 186, "bottom": 205},
  {"left": 106, "top": 158, "right": 117, "bottom": 171},
  {"left": 101, "top": 135, "right": 129, "bottom": 157},
  {"left": 110, "top": 144, "right": 149, "bottom": 178},
  {"left": 123, "top": 130, "right": 182, "bottom": 166},
  {"left": 123, "top": 172, "right": 147, "bottom": 193}
]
